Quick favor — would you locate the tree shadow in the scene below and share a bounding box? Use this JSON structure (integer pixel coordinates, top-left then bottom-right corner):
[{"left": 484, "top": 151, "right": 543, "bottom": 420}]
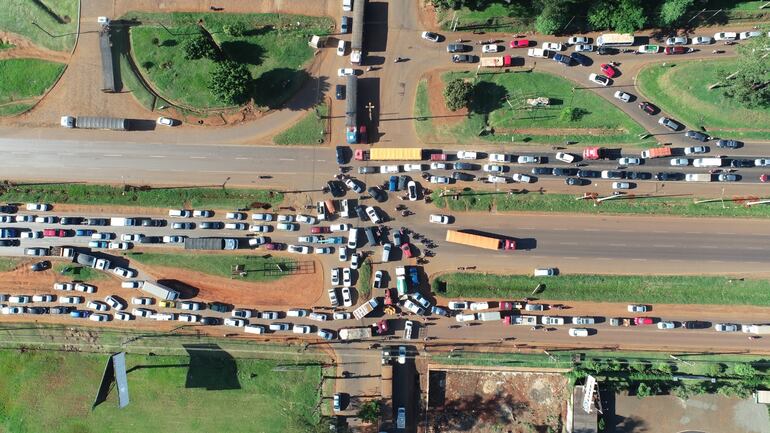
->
[
  {"left": 157, "top": 279, "right": 200, "bottom": 299},
  {"left": 253, "top": 68, "right": 315, "bottom": 110},
  {"left": 470, "top": 81, "right": 507, "bottom": 115},
  {"left": 428, "top": 392, "right": 529, "bottom": 431},
  {"left": 221, "top": 40, "right": 265, "bottom": 66},
  {"left": 182, "top": 344, "right": 241, "bottom": 390}
]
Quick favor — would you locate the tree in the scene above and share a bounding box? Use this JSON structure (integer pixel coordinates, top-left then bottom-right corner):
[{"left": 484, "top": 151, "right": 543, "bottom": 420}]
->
[
  {"left": 654, "top": 361, "right": 673, "bottom": 375},
  {"left": 208, "top": 60, "right": 252, "bottom": 104},
  {"left": 443, "top": 79, "right": 473, "bottom": 111},
  {"left": 718, "top": 41, "right": 770, "bottom": 108},
  {"left": 705, "top": 363, "right": 724, "bottom": 377},
  {"left": 636, "top": 382, "right": 652, "bottom": 398},
  {"left": 658, "top": 0, "right": 695, "bottom": 27},
  {"left": 588, "top": 0, "right": 646, "bottom": 33},
  {"left": 734, "top": 363, "right": 758, "bottom": 378},
  {"left": 223, "top": 22, "right": 248, "bottom": 37},
  {"left": 184, "top": 33, "right": 216, "bottom": 60},
  {"left": 357, "top": 399, "right": 381, "bottom": 424}
]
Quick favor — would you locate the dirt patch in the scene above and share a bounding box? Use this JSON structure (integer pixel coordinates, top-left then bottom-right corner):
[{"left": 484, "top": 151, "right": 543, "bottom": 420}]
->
[
  {"left": 427, "top": 367, "right": 567, "bottom": 433},
  {"left": 417, "top": 0, "right": 441, "bottom": 31},
  {"left": 0, "top": 31, "right": 70, "bottom": 63},
  {"left": 426, "top": 71, "right": 468, "bottom": 127}
]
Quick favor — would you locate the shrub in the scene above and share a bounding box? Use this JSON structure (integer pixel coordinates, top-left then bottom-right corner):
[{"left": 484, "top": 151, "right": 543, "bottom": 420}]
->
[{"left": 209, "top": 60, "right": 252, "bottom": 104}]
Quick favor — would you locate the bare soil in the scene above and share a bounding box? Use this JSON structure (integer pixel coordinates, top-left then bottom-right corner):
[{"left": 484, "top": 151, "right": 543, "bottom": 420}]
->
[
  {"left": 0, "top": 32, "right": 70, "bottom": 63},
  {"left": 427, "top": 367, "right": 568, "bottom": 433},
  {"left": 425, "top": 71, "right": 468, "bottom": 126}
]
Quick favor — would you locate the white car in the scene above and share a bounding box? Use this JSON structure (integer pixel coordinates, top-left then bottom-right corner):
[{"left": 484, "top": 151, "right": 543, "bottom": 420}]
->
[
  {"left": 249, "top": 224, "right": 271, "bottom": 233},
  {"left": 317, "top": 329, "right": 335, "bottom": 340},
  {"left": 670, "top": 158, "right": 689, "bottom": 166},
  {"left": 365, "top": 206, "right": 382, "bottom": 224},
  {"left": 32, "top": 294, "right": 55, "bottom": 303},
  {"left": 277, "top": 214, "right": 294, "bottom": 222},
  {"left": 469, "top": 302, "right": 489, "bottom": 311},
  {"left": 684, "top": 146, "right": 707, "bottom": 155},
  {"left": 403, "top": 163, "right": 425, "bottom": 172},
  {"left": 1, "top": 306, "right": 24, "bottom": 315},
  {"left": 714, "top": 32, "right": 737, "bottom": 41},
  {"left": 380, "top": 165, "right": 400, "bottom": 173},
  {"left": 488, "top": 153, "right": 510, "bottom": 163},
  {"left": 618, "top": 157, "right": 641, "bottom": 166},
  {"left": 588, "top": 73, "right": 610, "bottom": 86},
  {"left": 309, "top": 312, "right": 329, "bottom": 322},
  {"left": 338, "top": 246, "right": 348, "bottom": 262},
  {"left": 288, "top": 245, "right": 312, "bottom": 254},
  {"left": 315, "top": 247, "right": 333, "bottom": 254},
  {"left": 53, "top": 282, "right": 74, "bottom": 291},
  {"left": 715, "top": 323, "right": 739, "bottom": 332},
  {"left": 293, "top": 325, "right": 313, "bottom": 334},
  {"left": 421, "top": 31, "right": 440, "bottom": 42},
  {"left": 277, "top": 222, "right": 298, "bottom": 231},
  {"left": 112, "top": 267, "right": 136, "bottom": 279},
  {"left": 429, "top": 176, "right": 450, "bottom": 184},
  {"left": 224, "top": 222, "right": 247, "bottom": 230},
  {"left": 8, "top": 295, "right": 30, "bottom": 304},
  {"left": 567, "top": 36, "right": 589, "bottom": 45},
  {"left": 739, "top": 31, "right": 761, "bottom": 40},
  {"left": 180, "top": 301, "right": 203, "bottom": 311},
  {"left": 754, "top": 159, "right": 770, "bottom": 167},
  {"left": 225, "top": 212, "right": 246, "bottom": 220},
  {"left": 193, "top": 210, "right": 213, "bottom": 217},
  {"left": 248, "top": 237, "right": 267, "bottom": 247},
  {"left": 341, "top": 287, "right": 353, "bottom": 307},
  {"left": 511, "top": 173, "right": 532, "bottom": 183},
  {"left": 21, "top": 231, "right": 43, "bottom": 239},
  {"left": 269, "top": 323, "right": 292, "bottom": 331},
  {"left": 163, "top": 235, "right": 186, "bottom": 243},
  {"left": 612, "top": 182, "right": 631, "bottom": 190},
  {"left": 74, "top": 283, "right": 96, "bottom": 293},
  {"left": 224, "top": 318, "right": 246, "bottom": 327},
  {"left": 178, "top": 314, "right": 199, "bottom": 323},
  {"left": 232, "top": 309, "right": 254, "bottom": 319},
  {"left": 251, "top": 213, "right": 273, "bottom": 221},
  {"left": 447, "top": 301, "right": 469, "bottom": 310},
  {"left": 60, "top": 296, "right": 83, "bottom": 304},
  {"left": 89, "top": 313, "right": 110, "bottom": 322},
  {"left": 91, "top": 232, "right": 114, "bottom": 240},
  {"left": 613, "top": 91, "right": 632, "bottom": 103},
  {"left": 568, "top": 328, "right": 589, "bottom": 337},
  {"left": 430, "top": 162, "right": 449, "bottom": 170},
  {"left": 574, "top": 44, "right": 593, "bottom": 52},
  {"left": 343, "top": 267, "right": 352, "bottom": 285},
  {"left": 517, "top": 155, "right": 539, "bottom": 164},
  {"left": 350, "top": 253, "right": 360, "bottom": 270},
  {"left": 481, "top": 44, "right": 498, "bottom": 53},
  {"left": 108, "top": 242, "right": 130, "bottom": 250},
  {"left": 665, "top": 36, "right": 687, "bottom": 46},
  {"left": 487, "top": 175, "right": 508, "bottom": 184},
  {"left": 297, "top": 214, "right": 317, "bottom": 225},
  {"left": 132, "top": 308, "right": 154, "bottom": 318},
  {"left": 333, "top": 312, "right": 351, "bottom": 320},
  {"left": 25, "top": 203, "right": 51, "bottom": 211},
  {"left": 428, "top": 214, "right": 450, "bottom": 224},
  {"left": 627, "top": 304, "right": 648, "bottom": 313},
  {"left": 657, "top": 321, "right": 675, "bottom": 330},
  {"left": 121, "top": 233, "right": 144, "bottom": 242},
  {"left": 331, "top": 268, "right": 341, "bottom": 285},
  {"left": 156, "top": 117, "right": 174, "bottom": 126},
  {"left": 132, "top": 297, "right": 153, "bottom": 305},
  {"left": 115, "top": 312, "right": 133, "bottom": 321},
  {"left": 554, "top": 152, "right": 575, "bottom": 163},
  {"left": 331, "top": 223, "right": 350, "bottom": 232},
  {"left": 338, "top": 68, "right": 355, "bottom": 77},
  {"left": 691, "top": 36, "right": 712, "bottom": 45},
  {"left": 121, "top": 281, "right": 142, "bottom": 289},
  {"left": 402, "top": 299, "right": 424, "bottom": 315},
  {"left": 169, "top": 209, "right": 192, "bottom": 218},
  {"left": 87, "top": 300, "right": 109, "bottom": 311},
  {"left": 542, "top": 42, "right": 562, "bottom": 51},
  {"left": 105, "top": 296, "right": 126, "bottom": 310},
  {"left": 285, "top": 309, "right": 308, "bottom": 318},
  {"left": 404, "top": 320, "right": 414, "bottom": 339},
  {"left": 336, "top": 39, "right": 346, "bottom": 56},
  {"left": 455, "top": 313, "right": 476, "bottom": 322},
  {"left": 482, "top": 164, "right": 505, "bottom": 173},
  {"left": 456, "top": 151, "right": 477, "bottom": 160}
]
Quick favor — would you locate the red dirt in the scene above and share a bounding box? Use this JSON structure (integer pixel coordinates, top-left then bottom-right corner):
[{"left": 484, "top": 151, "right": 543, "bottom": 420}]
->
[
  {"left": 425, "top": 71, "right": 468, "bottom": 127},
  {"left": 0, "top": 32, "right": 70, "bottom": 63}
]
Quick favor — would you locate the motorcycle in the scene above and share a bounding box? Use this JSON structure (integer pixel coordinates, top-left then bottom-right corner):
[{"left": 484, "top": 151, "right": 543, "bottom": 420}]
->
[{"left": 712, "top": 49, "right": 724, "bottom": 54}]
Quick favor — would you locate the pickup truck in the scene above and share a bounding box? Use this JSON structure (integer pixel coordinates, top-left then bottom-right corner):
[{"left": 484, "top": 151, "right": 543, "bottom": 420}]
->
[
  {"left": 504, "top": 315, "right": 537, "bottom": 325},
  {"left": 541, "top": 316, "right": 565, "bottom": 325},
  {"left": 527, "top": 48, "right": 552, "bottom": 58}
]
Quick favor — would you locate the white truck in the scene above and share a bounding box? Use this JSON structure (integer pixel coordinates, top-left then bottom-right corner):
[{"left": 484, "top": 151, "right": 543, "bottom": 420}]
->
[
  {"left": 110, "top": 217, "right": 138, "bottom": 226},
  {"left": 140, "top": 281, "right": 180, "bottom": 301},
  {"left": 477, "top": 311, "right": 502, "bottom": 321},
  {"left": 742, "top": 325, "right": 770, "bottom": 335},
  {"left": 353, "top": 298, "right": 379, "bottom": 320},
  {"left": 52, "top": 246, "right": 76, "bottom": 259},
  {"left": 75, "top": 253, "right": 111, "bottom": 270},
  {"left": 692, "top": 157, "right": 724, "bottom": 168},
  {"left": 527, "top": 48, "right": 552, "bottom": 58},
  {"left": 685, "top": 173, "right": 712, "bottom": 182},
  {"left": 339, "top": 327, "right": 373, "bottom": 340}
]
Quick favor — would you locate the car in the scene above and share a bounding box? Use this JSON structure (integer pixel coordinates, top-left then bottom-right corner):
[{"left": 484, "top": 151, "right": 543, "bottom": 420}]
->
[
  {"left": 224, "top": 222, "right": 247, "bottom": 230},
  {"left": 510, "top": 173, "right": 531, "bottom": 183},
  {"left": 600, "top": 63, "right": 618, "bottom": 78},
  {"left": 542, "top": 42, "right": 562, "bottom": 51},
  {"left": 178, "top": 301, "right": 203, "bottom": 311},
  {"left": 328, "top": 311, "right": 350, "bottom": 321},
  {"left": 87, "top": 300, "right": 109, "bottom": 312},
  {"left": 402, "top": 299, "right": 424, "bottom": 315},
  {"left": 715, "top": 323, "right": 739, "bottom": 332},
  {"left": 446, "top": 43, "right": 470, "bottom": 53},
  {"left": 130, "top": 308, "right": 152, "bottom": 318},
  {"left": 102, "top": 296, "right": 126, "bottom": 310},
  {"left": 350, "top": 253, "right": 361, "bottom": 270},
  {"left": 692, "top": 36, "right": 712, "bottom": 45},
  {"left": 634, "top": 317, "right": 654, "bottom": 325},
  {"left": 25, "top": 203, "right": 51, "bottom": 212},
  {"left": 469, "top": 301, "right": 489, "bottom": 311},
  {"left": 358, "top": 166, "right": 378, "bottom": 175},
  {"left": 634, "top": 102, "right": 657, "bottom": 117},
  {"left": 563, "top": 177, "right": 585, "bottom": 186},
  {"left": 60, "top": 296, "right": 83, "bottom": 304},
  {"left": 618, "top": 157, "right": 641, "bottom": 166},
  {"left": 714, "top": 32, "right": 737, "bottom": 41},
  {"left": 669, "top": 158, "right": 691, "bottom": 167},
  {"left": 29, "top": 260, "right": 50, "bottom": 271},
  {"left": 656, "top": 172, "right": 684, "bottom": 181},
  {"left": 509, "top": 39, "right": 530, "bottom": 48},
  {"left": 447, "top": 301, "right": 469, "bottom": 310},
  {"left": 567, "top": 36, "right": 589, "bottom": 45},
  {"left": 341, "top": 287, "right": 352, "bottom": 307},
  {"left": 53, "top": 282, "right": 74, "bottom": 291},
  {"left": 344, "top": 178, "right": 364, "bottom": 194},
  {"left": 88, "top": 240, "right": 109, "bottom": 249},
  {"left": 224, "top": 318, "right": 246, "bottom": 327},
  {"left": 120, "top": 233, "right": 144, "bottom": 242},
  {"left": 25, "top": 247, "right": 49, "bottom": 257},
  {"left": 337, "top": 68, "right": 355, "bottom": 77},
  {"left": 488, "top": 153, "right": 510, "bottom": 163},
  {"left": 541, "top": 316, "right": 565, "bottom": 325},
  {"left": 113, "top": 268, "right": 136, "bottom": 280},
  {"left": 524, "top": 303, "right": 546, "bottom": 312},
  {"left": 428, "top": 175, "right": 449, "bottom": 185},
  {"left": 731, "top": 159, "right": 754, "bottom": 168},
  {"left": 232, "top": 309, "right": 254, "bottom": 319},
  {"left": 574, "top": 44, "right": 593, "bottom": 52},
  {"left": 288, "top": 245, "right": 312, "bottom": 254},
  {"left": 451, "top": 171, "right": 475, "bottom": 182},
  {"left": 755, "top": 159, "right": 770, "bottom": 168},
  {"left": 612, "top": 182, "right": 631, "bottom": 190},
  {"left": 35, "top": 216, "right": 58, "bottom": 224},
  {"left": 69, "top": 310, "right": 90, "bottom": 319},
  {"left": 162, "top": 235, "right": 186, "bottom": 243},
  {"left": 658, "top": 117, "right": 682, "bottom": 131},
  {"left": 664, "top": 46, "right": 690, "bottom": 55},
  {"left": 405, "top": 180, "right": 419, "bottom": 201},
  {"left": 665, "top": 36, "right": 687, "bottom": 46},
  {"left": 517, "top": 155, "right": 539, "bottom": 164},
  {"left": 108, "top": 242, "right": 130, "bottom": 250},
  {"left": 141, "top": 219, "right": 164, "bottom": 227},
  {"left": 366, "top": 186, "right": 387, "bottom": 203},
  {"left": 421, "top": 31, "right": 440, "bottom": 42},
  {"left": 336, "top": 39, "right": 346, "bottom": 56},
  {"left": 431, "top": 162, "right": 449, "bottom": 170},
  {"left": 570, "top": 52, "right": 590, "bottom": 66},
  {"left": 627, "top": 304, "right": 648, "bottom": 313},
  {"left": 637, "top": 44, "right": 659, "bottom": 54},
  {"left": 684, "top": 145, "right": 708, "bottom": 155},
  {"left": 568, "top": 328, "right": 589, "bottom": 337},
  {"left": 613, "top": 91, "right": 632, "bottom": 103},
  {"left": 682, "top": 321, "right": 709, "bottom": 329},
  {"left": 49, "top": 306, "right": 72, "bottom": 315},
  {"left": 372, "top": 270, "right": 385, "bottom": 288},
  {"left": 657, "top": 321, "right": 675, "bottom": 330},
  {"left": 268, "top": 322, "right": 292, "bottom": 332},
  {"left": 552, "top": 168, "right": 577, "bottom": 177},
  {"left": 715, "top": 139, "right": 741, "bottom": 149},
  {"left": 718, "top": 173, "right": 738, "bottom": 182},
  {"left": 428, "top": 214, "right": 450, "bottom": 225},
  {"left": 685, "top": 131, "right": 710, "bottom": 142},
  {"left": 531, "top": 167, "right": 553, "bottom": 175},
  {"left": 15, "top": 215, "right": 34, "bottom": 223},
  {"left": 292, "top": 324, "right": 313, "bottom": 334},
  {"left": 456, "top": 150, "right": 478, "bottom": 160},
  {"left": 277, "top": 222, "right": 298, "bottom": 231},
  {"left": 739, "top": 31, "right": 762, "bottom": 39},
  {"left": 412, "top": 293, "right": 431, "bottom": 310},
  {"left": 74, "top": 283, "right": 96, "bottom": 293},
  {"left": 552, "top": 53, "right": 573, "bottom": 65},
  {"left": 8, "top": 295, "right": 30, "bottom": 304},
  {"left": 482, "top": 164, "right": 505, "bottom": 174},
  {"left": 588, "top": 73, "right": 610, "bottom": 86},
  {"left": 452, "top": 162, "right": 476, "bottom": 171},
  {"left": 481, "top": 44, "right": 499, "bottom": 54}
]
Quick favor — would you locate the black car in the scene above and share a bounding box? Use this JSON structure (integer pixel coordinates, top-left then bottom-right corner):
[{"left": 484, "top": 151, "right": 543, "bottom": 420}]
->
[
  {"left": 0, "top": 205, "right": 16, "bottom": 213},
  {"left": 335, "top": 146, "right": 348, "bottom": 164},
  {"left": 142, "top": 219, "right": 165, "bottom": 227},
  {"left": 172, "top": 222, "right": 195, "bottom": 230},
  {"left": 682, "top": 320, "right": 709, "bottom": 329},
  {"left": 552, "top": 168, "right": 577, "bottom": 177},
  {"left": 27, "top": 307, "right": 47, "bottom": 315},
  {"left": 447, "top": 43, "right": 470, "bottom": 53},
  {"left": 0, "top": 239, "right": 16, "bottom": 247},
  {"left": 60, "top": 217, "right": 82, "bottom": 225},
  {"left": 553, "top": 53, "right": 572, "bottom": 65},
  {"left": 451, "top": 54, "right": 476, "bottom": 63},
  {"left": 139, "top": 236, "right": 163, "bottom": 244},
  {"left": 358, "top": 166, "right": 378, "bottom": 174},
  {"left": 578, "top": 169, "right": 601, "bottom": 178},
  {"left": 716, "top": 139, "right": 741, "bottom": 149},
  {"left": 638, "top": 102, "right": 659, "bottom": 115},
  {"left": 368, "top": 186, "right": 387, "bottom": 203},
  {"left": 626, "top": 171, "right": 651, "bottom": 180},
  {"left": 731, "top": 159, "right": 754, "bottom": 168},
  {"left": 49, "top": 306, "right": 72, "bottom": 314},
  {"left": 355, "top": 205, "right": 368, "bottom": 221},
  {"left": 656, "top": 172, "right": 684, "bottom": 181},
  {"left": 570, "top": 52, "right": 590, "bottom": 66},
  {"left": 85, "top": 218, "right": 109, "bottom": 226},
  {"left": 685, "top": 130, "right": 709, "bottom": 142},
  {"left": 453, "top": 162, "right": 478, "bottom": 171},
  {"left": 200, "top": 222, "right": 223, "bottom": 229},
  {"left": 30, "top": 260, "right": 50, "bottom": 272},
  {"left": 335, "top": 84, "right": 345, "bottom": 100},
  {"left": 597, "top": 46, "right": 619, "bottom": 55},
  {"left": 531, "top": 167, "right": 554, "bottom": 175},
  {"left": 565, "top": 177, "right": 587, "bottom": 186},
  {"left": 327, "top": 180, "right": 345, "bottom": 198},
  {"left": 201, "top": 317, "right": 222, "bottom": 326},
  {"left": 208, "top": 302, "right": 230, "bottom": 313},
  {"left": 452, "top": 171, "right": 476, "bottom": 182}
]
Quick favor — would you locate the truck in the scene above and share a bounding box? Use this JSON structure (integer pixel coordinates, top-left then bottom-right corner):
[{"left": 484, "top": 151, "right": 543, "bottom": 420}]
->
[
  {"left": 184, "top": 237, "right": 239, "bottom": 250},
  {"left": 75, "top": 253, "right": 110, "bottom": 270},
  {"left": 445, "top": 230, "right": 515, "bottom": 250},
  {"left": 527, "top": 48, "right": 551, "bottom": 58},
  {"left": 51, "top": 246, "right": 76, "bottom": 259},
  {"left": 742, "top": 325, "right": 770, "bottom": 335},
  {"left": 353, "top": 298, "right": 380, "bottom": 319},
  {"left": 582, "top": 146, "right": 604, "bottom": 160},
  {"left": 685, "top": 173, "right": 712, "bottom": 182},
  {"left": 504, "top": 315, "right": 537, "bottom": 325},
  {"left": 395, "top": 266, "right": 419, "bottom": 287},
  {"left": 60, "top": 116, "right": 129, "bottom": 131},
  {"left": 693, "top": 157, "right": 724, "bottom": 168},
  {"left": 110, "top": 217, "right": 138, "bottom": 227},
  {"left": 480, "top": 55, "right": 513, "bottom": 67},
  {"left": 596, "top": 33, "right": 635, "bottom": 47},
  {"left": 640, "top": 147, "right": 672, "bottom": 159},
  {"left": 477, "top": 311, "right": 502, "bottom": 321},
  {"left": 429, "top": 153, "right": 447, "bottom": 161},
  {"left": 140, "top": 281, "right": 180, "bottom": 301},
  {"left": 354, "top": 148, "right": 423, "bottom": 161},
  {"left": 339, "top": 327, "right": 373, "bottom": 340}
]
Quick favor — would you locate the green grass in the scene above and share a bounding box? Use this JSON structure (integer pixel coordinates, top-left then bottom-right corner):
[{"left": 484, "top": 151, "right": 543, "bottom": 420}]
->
[
  {"left": 54, "top": 263, "right": 106, "bottom": 281},
  {"left": 417, "top": 71, "right": 649, "bottom": 146},
  {"left": 129, "top": 252, "right": 295, "bottom": 282},
  {"left": 0, "top": 58, "right": 65, "bottom": 106},
  {"left": 432, "top": 189, "right": 770, "bottom": 218},
  {"left": 435, "top": 273, "right": 770, "bottom": 306},
  {"left": 0, "top": 258, "right": 20, "bottom": 272},
  {"left": 0, "top": 348, "right": 324, "bottom": 433},
  {"left": 357, "top": 258, "right": 372, "bottom": 298},
  {"left": 0, "top": 0, "right": 78, "bottom": 51},
  {"left": 109, "top": 24, "right": 157, "bottom": 110},
  {"left": 126, "top": 12, "right": 333, "bottom": 110},
  {"left": 0, "top": 41, "right": 14, "bottom": 50},
  {"left": 273, "top": 103, "right": 328, "bottom": 145},
  {"left": 637, "top": 60, "right": 770, "bottom": 140},
  {"left": 435, "top": 2, "right": 536, "bottom": 33},
  {"left": 0, "top": 103, "right": 33, "bottom": 116},
  {"left": 413, "top": 79, "right": 435, "bottom": 139},
  {"left": 0, "top": 183, "right": 283, "bottom": 209}
]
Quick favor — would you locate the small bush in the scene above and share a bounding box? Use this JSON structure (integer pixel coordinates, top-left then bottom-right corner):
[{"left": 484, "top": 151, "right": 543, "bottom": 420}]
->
[
  {"left": 223, "top": 22, "right": 248, "bottom": 37},
  {"left": 151, "top": 37, "right": 160, "bottom": 45}
]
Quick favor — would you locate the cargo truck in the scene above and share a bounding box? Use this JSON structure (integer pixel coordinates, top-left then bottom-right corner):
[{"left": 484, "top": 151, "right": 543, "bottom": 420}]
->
[
  {"left": 353, "top": 298, "right": 380, "bottom": 319},
  {"left": 742, "top": 325, "right": 770, "bottom": 335},
  {"left": 685, "top": 173, "right": 712, "bottom": 182},
  {"left": 693, "top": 157, "right": 724, "bottom": 168},
  {"left": 354, "top": 148, "right": 423, "bottom": 161},
  {"left": 480, "top": 55, "right": 513, "bottom": 67},
  {"left": 110, "top": 217, "right": 138, "bottom": 226},
  {"left": 429, "top": 153, "right": 447, "bottom": 161},
  {"left": 582, "top": 147, "right": 604, "bottom": 160},
  {"left": 477, "top": 311, "right": 502, "bottom": 321},
  {"left": 51, "top": 246, "right": 76, "bottom": 259},
  {"left": 339, "top": 327, "right": 373, "bottom": 340},
  {"left": 75, "top": 253, "right": 110, "bottom": 270},
  {"left": 60, "top": 116, "right": 129, "bottom": 131},
  {"left": 445, "top": 230, "right": 515, "bottom": 250},
  {"left": 640, "top": 147, "right": 672, "bottom": 159},
  {"left": 184, "top": 237, "right": 238, "bottom": 250},
  {"left": 140, "top": 281, "right": 180, "bottom": 301},
  {"left": 504, "top": 315, "right": 537, "bottom": 325}
]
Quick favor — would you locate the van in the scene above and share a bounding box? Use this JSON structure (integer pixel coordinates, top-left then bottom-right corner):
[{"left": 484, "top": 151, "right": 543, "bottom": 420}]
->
[
  {"left": 693, "top": 157, "right": 724, "bottom": 168},
  {"left": 347, "top": 228, "right": 359, "bottom": 249},
  {"left": 325, "top": 199, "right": 336, "bottom": 215},
  {"left": 534, "top": 268, "right": 556, "bottom": 277},
  {"left": 244, "top": 324, "right": 265, "bottom": 334},
  {"left": 364, "top": 226, "right": 377, "bottom": 246},
  {"left": 342, "top": 0, "right": 353, "bottom": 12}
]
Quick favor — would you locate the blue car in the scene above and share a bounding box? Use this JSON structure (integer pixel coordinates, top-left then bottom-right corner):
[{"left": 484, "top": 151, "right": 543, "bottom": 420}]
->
[
  {"left": 76, "top": 229, "right": 95, "bottom": 237},
  {"left": 570, "top": 52, "right": 590, "bottom": 66},
  {"left": 553, "top": 53, "right": 572, "bottom": 65},
  {"left": 388, "top": 176, "right": 398, "bottom": 192},
  {"left": 70, "top": 310, "right": 90, "bottom": 319},
  {"left": 88, "top": 240, "right": 109, "bottom": 248}
]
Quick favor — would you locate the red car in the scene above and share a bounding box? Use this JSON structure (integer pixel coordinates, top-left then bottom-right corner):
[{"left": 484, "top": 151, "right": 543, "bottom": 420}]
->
[
  {"left": 401, "top": 243, "right": 413, "bottom": 258},
  {"left": 499, "top": 301, "right": 513, "bottom": 311},
  {"left": 664, "top": 46, "right": 689, "bottom": 55},
  {"left": 509, "top": 39, "right": 530, "bottom": 48},
  {"left": 761, "top": 174, "right": 768, "bottom": 183},
  {"left": 43, "top": 229, "right": 66, "bottom": 237},
  {"left": 634, "top": 317, "right": 654, "bottom": 325},
  {"left": 310, "top": 226, "right": 330, "bottom": 234},
  {"left": 638, "top": 102, "right": 658, "bottom": 115},
  {"left": 264, "top": 243, "right": 284, "bottom": 250},
  {"left": 600, "top": 63, "right": 618, "bottom": 78}
]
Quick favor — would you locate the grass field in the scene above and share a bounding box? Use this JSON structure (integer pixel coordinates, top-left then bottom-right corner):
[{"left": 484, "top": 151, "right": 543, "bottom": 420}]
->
[
  {"left": 0, "top": 258, "right": 20, "bottom": 272},
  {"left": 0, "top": 58, "right": 65, "bottom": 108},
  {"left": 0, "top": 41, "right": 14, "bottom": 50},
  {"left": 0, "top": 0, "right": 78, "bottom": 51},
  {"left": 109, "top": 24, "right": 158, "bottom": 111},
  {"left": 127, "top": 12, "right": 332, "bottom": 110},
  {"left": 0, "top": 103, "right": 34, "bottom": 116},
  {"left": 129, "top": 252, "right": 295, "bottom": 282},
  {"left": 431, "top": 189, "right": 770, "bottom": 218},
  {"left": 0, "top": 183, "right": 283, "bottom": 209},
  {"left": 637, "top": 60, "right": 770, "bottom": 140},
  {"left": 0, "top": 348, "right": 324, "bottom": 433},
  {"left": 414, "top": 79, "right": 435, "bottom": 139},
  {"left": 435, "top": 272, "right": 770, "bottom": 305},
  {"left": 358, "top": 258, "right": 372, "bottom": 298},
  {"left": 55, "top": 263, "right": 106, "bottom": 281},
  {"left": 273, "top": 103, "right": 328, "bottom": 145},
  {"left": 417, "top": 71, "right": 650, "bottom": 146},
  {"left": 435, "top": 2, "right": 536, "bottom": 33}
]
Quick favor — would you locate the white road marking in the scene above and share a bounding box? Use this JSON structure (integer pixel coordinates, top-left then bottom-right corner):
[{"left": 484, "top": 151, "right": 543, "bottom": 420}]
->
[
  {"left": 582, "top": 228, "right": 601, "bottom": 232},
  {"left": 558, "top": 242, "right": 578, "bottom": 245},
  {"left": 279, "top": 158, "right": 295, "bottom": 161},
  {"left": 149, "top": 155, "right": 166, "bottom": 158},
  {"left": 631, "top": 258, "right": 647, "bottom": 261},
  {"left": 189, "top": 156, "right": 207, "bottom": 159},
  {"left": 235, "top": 157, "right": 250, "bottom": 160},
  {"left": 103, "top": 154, "right": 123, "bottom": 157},
  {"left": 608, "top": 243, "right": 627, "bottom": 247},
  {"left": 652, "top": 244, "right": 675, "bottom": 248},
  {"left": 700, "top": 245, "right": 718, "bottom": 249}
]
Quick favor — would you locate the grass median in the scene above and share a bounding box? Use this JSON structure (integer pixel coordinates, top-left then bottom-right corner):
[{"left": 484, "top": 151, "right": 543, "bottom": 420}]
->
[
  {"left": 55, "top": 263, "right": 106, "bottom": 281},
  {"left": 0, "top": 183, "right": 283, "bottom": 209},
  {"left": 431, "top": 188, "right": 770, "bottom": 218},
  {"left": 434, "top": 272, "right": 770, "bottom": 306},
  {"left": 129, "top": 252, "right": 294, "bottom": 283},
  {"left": 0, "top": 348, "right": 324, "bottom": 433},
  {"left": 0, "top": 59, "right": 65, "bottom": 114},
  {"left": 273, "top": 103, "right": 328, "bottom": 145},
  {"left": 357, "top": 258, "right": 372, "bottom": 299}
]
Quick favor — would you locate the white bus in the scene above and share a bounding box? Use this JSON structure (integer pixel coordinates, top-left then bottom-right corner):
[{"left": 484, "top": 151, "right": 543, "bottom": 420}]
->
[{"left": 596, "top": 33, "right": 635, "bottom": 46}]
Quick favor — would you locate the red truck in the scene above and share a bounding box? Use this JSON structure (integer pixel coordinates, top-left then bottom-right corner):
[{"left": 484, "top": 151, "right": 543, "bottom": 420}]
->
[
  {"left": 583, "top": 146, "right": 604, "bottom": 160},
  {"left": 640, "top": 147, "right": 672, "bottom": 159},
  {"left": 430, "top": 153, "right": 447, "bottom": 161}
]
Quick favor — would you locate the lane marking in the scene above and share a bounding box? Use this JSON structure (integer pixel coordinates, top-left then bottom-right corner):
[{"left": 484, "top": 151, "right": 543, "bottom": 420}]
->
[
  {"left": 557, "top": 242, "right": 578, "bottom": 245},
  {"left": 279, "top": 158, "right": 295, "bottom": 161},
  {"left": 652, "top": 244, "right": 675, "bottom": 248},
  {"left": 631, "top": 258, "right": 647, "bottom": 261},
  {"left": 235, "top": 157, "right": 250, "bottom": 160},
  {"left": 103, "top": 154, "right": 122, "bottom": 157},
  {"left": 149, "top": 155, "right": 166, "bottom": 158},
  {"left": 608, "top": 243, "right": 627, "bottom": 247},
  {"left": 189, "top": 156, "right": 207, "bottom": 159}
]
